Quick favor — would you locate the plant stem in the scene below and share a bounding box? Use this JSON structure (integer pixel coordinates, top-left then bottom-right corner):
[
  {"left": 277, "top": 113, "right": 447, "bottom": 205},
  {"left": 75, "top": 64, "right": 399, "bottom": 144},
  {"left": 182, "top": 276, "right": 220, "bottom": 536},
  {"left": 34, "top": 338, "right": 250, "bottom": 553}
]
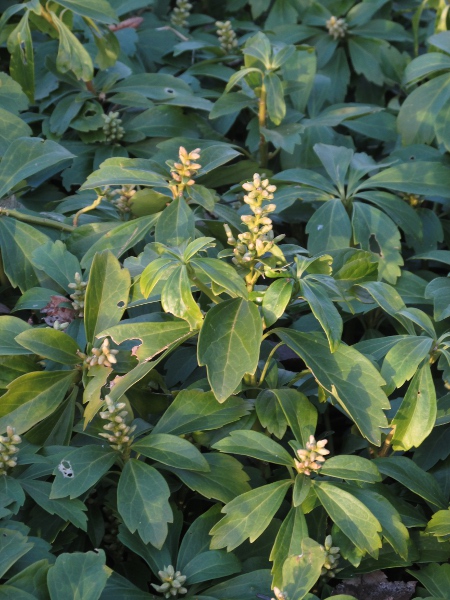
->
[
  {"left": 258, "top": 85, "right": 268, "bottom": 169},
  {"left": 189, "top": 275, "right": 220, "bottom": 304},
  {"left": 378, "top": 425, "right": 396, "bottom": 458},
  {"left": 0, "top": 208, "right": 74, "bottom": 232},
  {"left": 258, "top": 342, "right": 283, "bottom": 386},
  {"left": 73, "top": 195, "right": 103, "bottom": 227}
]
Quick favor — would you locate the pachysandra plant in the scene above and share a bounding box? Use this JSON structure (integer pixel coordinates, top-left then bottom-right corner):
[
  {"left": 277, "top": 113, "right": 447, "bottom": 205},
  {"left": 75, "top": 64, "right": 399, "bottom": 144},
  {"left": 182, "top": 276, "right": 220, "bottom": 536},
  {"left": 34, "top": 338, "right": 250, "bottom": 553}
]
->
[{"left": 2, "top": 0, "right": 450, "bottom": 598}]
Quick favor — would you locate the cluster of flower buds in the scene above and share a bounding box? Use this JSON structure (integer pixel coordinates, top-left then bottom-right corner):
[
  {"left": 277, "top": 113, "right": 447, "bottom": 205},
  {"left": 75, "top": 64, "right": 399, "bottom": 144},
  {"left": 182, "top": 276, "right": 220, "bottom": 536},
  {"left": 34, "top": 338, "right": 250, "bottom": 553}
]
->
[
  {"left": 68, "top": 272, "right": 87, "bottom": 316},
  {"left": 105, "top": 184, "right": 137, "bottom": 215},
  {"left": 41, "top": 295, "right": 76, "bottom": 327},
  {"left": 52, "top": 320, "right": 70, "bottom": 331},
  {"left": 0, "top": 426, "right": 22, "bottom": 476},
  {"left": 167, "top": 147, "right": 201, "bottom": 198},
  {"left": 102, "top": 111, "right": 125, "bottom": 145},
  {"left": 272, "top": 587, "right": 287, "bottom": 600},
  {"left": 320, "top": 535, "right": 341, "bottom": 578},
  {"left": 170, "top": 0, "right": 192, "bottom": 27},
  {"left": 294, "top": 435, "right": 330, "bottom": 476},
  {"left": 78, "top": 338, "right": 119, "bottom": 369},
  {"left": 326, "top": 16, "right": 348, "bottom": 39},
  {"left": 98, "top": 395, "right": 136, "bottom": 452},
  {"left": 216, "top": 20, "right": 238, "bottom": 53},
  {"left": 152, "top": 565, "right": 188, "bottom": 598},
  {"left": 225, "top": 174, "right": 284, "bottom": 267}
]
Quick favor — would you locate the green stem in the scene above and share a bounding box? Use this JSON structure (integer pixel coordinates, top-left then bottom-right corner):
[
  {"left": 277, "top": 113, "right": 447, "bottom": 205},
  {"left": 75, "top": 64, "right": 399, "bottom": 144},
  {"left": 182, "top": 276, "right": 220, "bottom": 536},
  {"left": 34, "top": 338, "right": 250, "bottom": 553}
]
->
[
  {"left": 73, "top": 195, "right": 103, "bottom": 227},
  {"left": 258, "top": 342, "right": 283, "bottom": 386},
  {"left": 189, "top": 274, "right": 220, "bottom": 304},
  {"left": 0, "top": 208, "right": 74, "bottom": 232},
  {"left": 258, "top": 85, "right": 268, "bottom": 169}
]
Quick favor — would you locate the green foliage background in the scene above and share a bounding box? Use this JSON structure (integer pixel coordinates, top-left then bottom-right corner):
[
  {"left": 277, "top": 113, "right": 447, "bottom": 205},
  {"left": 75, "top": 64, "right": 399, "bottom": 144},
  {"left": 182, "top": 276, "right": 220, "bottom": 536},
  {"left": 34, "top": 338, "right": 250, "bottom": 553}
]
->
[{"left": 1, "top": 0, "right": 450, "bottom": 598}]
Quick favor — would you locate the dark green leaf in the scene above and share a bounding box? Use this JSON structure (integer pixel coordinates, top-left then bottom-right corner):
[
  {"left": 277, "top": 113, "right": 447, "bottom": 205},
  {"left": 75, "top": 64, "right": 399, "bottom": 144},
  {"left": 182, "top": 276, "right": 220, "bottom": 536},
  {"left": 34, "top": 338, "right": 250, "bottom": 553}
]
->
[
  {"left": 47, "top": 550, "right": 110, "bottom": 600},
  {"left": 210, "top": 480, "right": 291, "bottom": 551},
  {"left": 117, "top": 459, "right": 172, "bottom": 548},
  {"left": 198, "top": 299, "right": 262, "bottom": 402},
  {"left": 276, "top": 330, "right": 389, "bottom": 445},
  {"left": 84, "top": 251, "right": 130, "bottom": 344},
  {"left": 131, "top": 433, "right": 209, "bottom": 471},
  {"left": 15, "top": 328, "right": 80, "bottom": 365}
]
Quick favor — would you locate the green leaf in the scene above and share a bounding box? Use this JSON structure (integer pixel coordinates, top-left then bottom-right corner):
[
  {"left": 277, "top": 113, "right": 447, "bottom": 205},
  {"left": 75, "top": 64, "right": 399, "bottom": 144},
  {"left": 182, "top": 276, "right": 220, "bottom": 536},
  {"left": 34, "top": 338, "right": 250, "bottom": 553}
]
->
[
  {"left": 264, "top": 73, "right": 286, "bottom": 125},
  {"left": 7, "top": 14, "right": 34, "bottom": 102},
  {"left": 300, "top": 279, "right": 342, "bottom": 352},
  {"left": 258, "top": 388, "right": 317, "bottom": 446},
  {"left": 320, "top": 455, "right": 381, "bottom": 482},
  {"left": 20, "top": 480, "right": 87, "bottom": 530},
  {"left": 191, "top": 258, "right": 248, "bottom": 299},
  {"left": 408, "top": 564, "right": 450, "bottom": 598},
  {"left": 209, "top": 92, "right": 257, "bottom": 119},
  {"left": 381, "top": 336, "right": 434, "bottom": 394},
  {"left": 80, "top": 215, "right": 159, "bottom": 270},
  {"left": 374, "top": 457, "right": 446, "bottom": 509},
  {"left": 210, "top": 480, "right": 291, "bottom": 551},
  {"left": 140, "top": 257, "right": 176, "bottom": 298},
  {"left": 0, "top": 370, "right": 75, "bottom": 434},
  {"left": 177, "top": 505, "right": 223, "bottom": 570},
  {"left": 262, "top": 278, "right": 293, "bottom": 327},
  {"left": 398, "top": 74, "right": 450, "bottom": 147},
  {"left": 425, "top": 510, "right": 450, "bottom": 542},
  {"left": 306, "top": 199, "right": 352, "bottom": 255},
  {"left": 0, "top": 316, "right": 32, "bottom": 355},
  {"left": 182, "top": 550, "right": 241, "bottom": 584},
  {"left": 84, "top": 251, "right": 130, "bottom": 344},
  {"left": 0, "top": 218, "right": 50, "bottom": 292},
  {"left": 270, "top": 507, "right": 308, "bottom": 588},
  {"left": 98, "top": 316, "right": 190, "bottom": 362},
  {"left": 0, "top": 137, "right": 73, "bottom": 199},
  {"left": 80, "top": 158, "right": 170, "bottom": 191},
  {"left": 313, "top": 481, "right": 382, "bottom": 557},
  {"left": 131, "top": 433, "right": 209, "bottom": 471},
  {"left": 51, "top": 12, "right": 93, "bottom": 81},
  {"left": 155, "top": 198, "right": 194, "bottom": 247},
  {"left": 15, "top": 328, "right": 80, "bottom": 365},
  {"left": 281, "top": 538, "right": 326, "bottom": 600},
  {"left": 50, "top": 445, "right": 117, "bottom": 499},
  {"left": 0, "top": 73, "right": 26, "bottom": 120},
  {"left": 56, "top": 0, "right": 117, "bottom": 23},
  {"left": 0, "top": 108, "right": 31, "bottom": 156},
  {"left": 206, "top": 570, "right": 272, "bottom": 600},
  {"left": 198, "top": 298, "right": 262, "bottom": 402},
  {"left": 0, "top": 528, "right": 33, "bottom": 579},
  {"left": 359, "top": 161, "right": 450, "bottom": 199},
  {"left": 391, "top": 361, "right": 436, "bottom": 451},
  {"left": 276, "top": 330, "right": 389, "bottom": 445},
  {"left": 352, "top": 202, "right": 403, "bottom": 284},
  {"left": 163, "top": 453, "right": 251, "bottom": 503},
  {"left": 161, "top": 265, "right": 203, "bottom": 330},
  {"left": 425, "top": 278, "right": 450, "bottom": 321},
  {"left": 344, "top": 485, "right": 409, "bottom": 560},
  {"left": 152, "top": 389, "right": 250, "bottom": 436},
  {"left": 197, "top": 145, "right": 242, "bottom": 176},
  {"left": 243, "top": 32, "right": 272, "bottom": 69},
  {"left": 31, "top": 240, "right": 81, "bottom": 293},
  {"left": 117, "top": 459, "right": 172, "bottom": 548},
  {"left": 0, "top": 356, "right": 37, "bottom": 389},
  {"left": 47, "top": 550, "right": 111, "bottom": 600},
  {"left": 213, "top": 430, "right": 294, "bottom": 466}
]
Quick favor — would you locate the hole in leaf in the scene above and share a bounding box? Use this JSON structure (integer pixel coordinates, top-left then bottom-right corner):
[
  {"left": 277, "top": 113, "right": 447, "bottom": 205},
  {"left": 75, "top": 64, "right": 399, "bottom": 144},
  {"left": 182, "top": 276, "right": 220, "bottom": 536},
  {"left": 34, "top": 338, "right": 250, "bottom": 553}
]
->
[
  {"left": 164, "top": 88, "right": 175, "bottom": 94},
  {"left": 369, "top": 233, "right": 382, "bottom": 256},
  {"left": 117, "top": 300, "right": 125, "bottom": 308}
]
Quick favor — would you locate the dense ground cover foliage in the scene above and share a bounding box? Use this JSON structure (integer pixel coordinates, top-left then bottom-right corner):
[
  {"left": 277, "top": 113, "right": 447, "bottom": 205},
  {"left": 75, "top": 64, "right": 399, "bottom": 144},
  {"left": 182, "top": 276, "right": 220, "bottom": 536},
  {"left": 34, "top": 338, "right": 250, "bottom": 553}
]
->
[{"left": 2, "top": 0, "right": 450, "bottom": 598}]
